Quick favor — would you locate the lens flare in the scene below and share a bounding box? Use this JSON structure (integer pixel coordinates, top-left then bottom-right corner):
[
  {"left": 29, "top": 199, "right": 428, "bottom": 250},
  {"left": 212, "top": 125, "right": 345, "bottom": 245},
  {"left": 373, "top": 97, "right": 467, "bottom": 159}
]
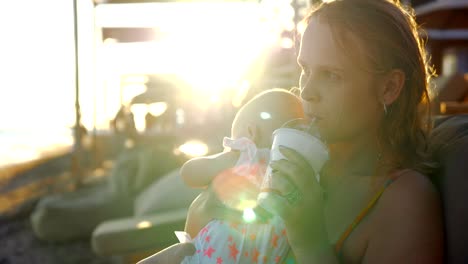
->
[
  {"left": 136, "top": 220, "right": 152, "bottom": 229},
  {"left": 243, "top": 207, "right": 257, "bottom": 223},
  {"left": 260, "top": 112, "right": 272, "bottom": 120},
  {"left": 178, "top": 140, "right": 209, "bottom": 157}
]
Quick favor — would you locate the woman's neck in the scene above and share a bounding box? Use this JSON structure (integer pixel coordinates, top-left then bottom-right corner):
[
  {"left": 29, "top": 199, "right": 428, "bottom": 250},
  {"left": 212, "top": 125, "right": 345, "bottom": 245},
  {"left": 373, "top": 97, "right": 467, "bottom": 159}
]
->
[{"left": 325, "top": 133, "right": 384, "bottom": 177}]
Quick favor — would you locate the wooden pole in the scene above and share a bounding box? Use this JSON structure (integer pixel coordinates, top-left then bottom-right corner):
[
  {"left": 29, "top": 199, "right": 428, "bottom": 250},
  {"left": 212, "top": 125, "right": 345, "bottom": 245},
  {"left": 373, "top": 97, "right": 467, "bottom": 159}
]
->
[{"left": 72, "top": 0, "right": 83, "bottom": 186}]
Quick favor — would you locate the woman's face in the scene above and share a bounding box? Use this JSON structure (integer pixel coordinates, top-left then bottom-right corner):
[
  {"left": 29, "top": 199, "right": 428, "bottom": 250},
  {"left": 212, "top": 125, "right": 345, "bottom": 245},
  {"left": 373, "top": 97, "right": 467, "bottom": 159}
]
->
[{"left": 298, "top": 18, "right": 382, "bottom": 143}]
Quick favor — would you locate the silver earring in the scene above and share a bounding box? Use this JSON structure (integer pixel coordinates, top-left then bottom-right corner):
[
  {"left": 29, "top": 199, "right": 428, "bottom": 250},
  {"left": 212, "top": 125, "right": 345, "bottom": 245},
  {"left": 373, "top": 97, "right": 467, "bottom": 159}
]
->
[{"left": 383, "top": 103, "right": 388, "bottom": 116}]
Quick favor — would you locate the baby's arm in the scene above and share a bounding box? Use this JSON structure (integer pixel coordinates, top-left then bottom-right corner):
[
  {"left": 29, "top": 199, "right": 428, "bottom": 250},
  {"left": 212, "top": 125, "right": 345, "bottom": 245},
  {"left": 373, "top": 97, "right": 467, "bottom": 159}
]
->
[{"left": 180, "top": 150, "right": 239, "bottom": 188}]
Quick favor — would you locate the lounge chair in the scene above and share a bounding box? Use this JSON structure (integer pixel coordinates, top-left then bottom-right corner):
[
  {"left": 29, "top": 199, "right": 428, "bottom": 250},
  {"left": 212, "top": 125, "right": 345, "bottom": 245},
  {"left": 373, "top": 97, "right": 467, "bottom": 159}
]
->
[{"left": 91, "top": 168, "right": 200, "bottom": 260}]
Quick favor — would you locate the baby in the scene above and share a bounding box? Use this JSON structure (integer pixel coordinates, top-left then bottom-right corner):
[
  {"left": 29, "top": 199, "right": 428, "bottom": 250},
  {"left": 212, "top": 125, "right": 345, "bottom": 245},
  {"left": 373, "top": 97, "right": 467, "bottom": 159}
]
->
[{"left": 180, "top": 88, "right": 304, "bottom": 264}]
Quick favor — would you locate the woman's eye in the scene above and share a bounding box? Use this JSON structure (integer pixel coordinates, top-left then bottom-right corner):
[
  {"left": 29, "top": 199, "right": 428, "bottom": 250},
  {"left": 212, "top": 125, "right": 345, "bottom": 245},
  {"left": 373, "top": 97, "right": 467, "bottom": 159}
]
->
[
  {"left": 327, "top": 71, "right": 340, "bottom": 80},
  {"left": 321, "top": 71, "right": 342, "bottom": 83}
]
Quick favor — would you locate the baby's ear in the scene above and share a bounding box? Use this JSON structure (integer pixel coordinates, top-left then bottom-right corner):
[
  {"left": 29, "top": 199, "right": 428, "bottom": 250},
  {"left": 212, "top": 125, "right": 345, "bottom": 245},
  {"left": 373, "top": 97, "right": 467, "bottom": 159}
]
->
[{"left": 247, "top": 123, "right": 259, "bottom": 143}]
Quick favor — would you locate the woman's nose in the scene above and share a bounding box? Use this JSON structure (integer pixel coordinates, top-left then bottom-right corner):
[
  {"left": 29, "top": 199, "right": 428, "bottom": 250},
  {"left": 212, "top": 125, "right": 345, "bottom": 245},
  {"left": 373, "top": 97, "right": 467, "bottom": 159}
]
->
[{"left": 300, "top": 80, "right": 321, "bottom": 103}]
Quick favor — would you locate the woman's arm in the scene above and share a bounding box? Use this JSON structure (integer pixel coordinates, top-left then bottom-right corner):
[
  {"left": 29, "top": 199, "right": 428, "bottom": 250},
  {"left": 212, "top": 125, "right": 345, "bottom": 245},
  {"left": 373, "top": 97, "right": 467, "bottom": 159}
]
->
[
  {"left": 362, "top": 171, "right": 444, "bottom": 263},
  {"left": 180, "top": 151, "right": 239, "bottom": 188},
  {"left": 271, "top": 147, "right": 444, "bottom": 263},
  {"left": 269, "top": 146, "right": 340, "bottom": 263}
]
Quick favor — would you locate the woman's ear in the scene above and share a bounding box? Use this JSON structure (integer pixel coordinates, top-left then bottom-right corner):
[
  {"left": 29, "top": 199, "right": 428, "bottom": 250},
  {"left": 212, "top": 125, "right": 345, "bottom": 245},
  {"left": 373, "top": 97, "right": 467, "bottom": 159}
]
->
[{"left": 380, "top": 69, "right": 405, "bottom": 106}]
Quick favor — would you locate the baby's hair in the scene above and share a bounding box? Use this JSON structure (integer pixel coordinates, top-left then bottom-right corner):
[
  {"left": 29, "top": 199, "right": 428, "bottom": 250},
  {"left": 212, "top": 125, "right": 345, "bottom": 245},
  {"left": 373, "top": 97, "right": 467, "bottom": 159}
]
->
[
  {"left": 232, "top": 88, "right": 304, "bottom": 148},
  {"left": 247, "top": 87, "right": 299, "bottom": 100},
  {"left": 239, "top": 88, "right": 303, "bottom": 121}
]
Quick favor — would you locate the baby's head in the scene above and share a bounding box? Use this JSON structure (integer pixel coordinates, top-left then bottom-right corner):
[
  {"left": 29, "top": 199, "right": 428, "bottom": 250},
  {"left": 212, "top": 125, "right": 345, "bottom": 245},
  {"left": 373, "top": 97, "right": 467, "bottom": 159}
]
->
[{"left": 231, "top": 88, "right": 304, "bottom": 148}]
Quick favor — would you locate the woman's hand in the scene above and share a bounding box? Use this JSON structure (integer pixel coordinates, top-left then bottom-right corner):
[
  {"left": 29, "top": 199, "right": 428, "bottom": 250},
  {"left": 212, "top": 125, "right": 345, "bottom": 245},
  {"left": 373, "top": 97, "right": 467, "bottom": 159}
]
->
[{"left": 269, "top": 146, "right": 331, "bottom": 254}]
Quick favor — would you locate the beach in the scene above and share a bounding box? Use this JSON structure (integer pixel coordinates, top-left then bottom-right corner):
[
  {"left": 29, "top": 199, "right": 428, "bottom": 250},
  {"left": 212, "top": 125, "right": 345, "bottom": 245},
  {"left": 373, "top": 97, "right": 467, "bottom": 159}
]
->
[{"left": 0, "top": 129, "right": 117, "bottom": 263}]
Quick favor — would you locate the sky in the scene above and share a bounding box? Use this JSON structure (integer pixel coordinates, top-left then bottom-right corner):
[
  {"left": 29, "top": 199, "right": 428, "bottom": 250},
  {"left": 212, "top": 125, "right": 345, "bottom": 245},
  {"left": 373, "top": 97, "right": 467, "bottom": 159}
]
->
[
  {"left": 0, "top": 0, "right": 297, "bottom": 131},
  {"left": 0, "top": 0, "right": 77, "bottom": 130},
  {"left": 0, "top": 0, "right": 300, "bottom": 165}
]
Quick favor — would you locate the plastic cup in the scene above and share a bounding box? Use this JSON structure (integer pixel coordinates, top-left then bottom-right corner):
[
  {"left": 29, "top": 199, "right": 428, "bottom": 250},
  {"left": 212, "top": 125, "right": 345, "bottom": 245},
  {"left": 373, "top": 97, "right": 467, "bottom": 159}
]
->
[
  {"left": 271, "top": 127, "right": 328, "bottom": 177},
  {"left": 257, "top": 127, "right": 329, "bottom": 215}
]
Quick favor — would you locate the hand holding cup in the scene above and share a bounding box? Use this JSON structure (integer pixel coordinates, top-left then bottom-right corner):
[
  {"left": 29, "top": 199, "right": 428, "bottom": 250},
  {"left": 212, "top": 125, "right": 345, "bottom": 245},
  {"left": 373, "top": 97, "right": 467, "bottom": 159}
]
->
[{"left": 257, "top": 118, "right": 329, "bottom": 215}]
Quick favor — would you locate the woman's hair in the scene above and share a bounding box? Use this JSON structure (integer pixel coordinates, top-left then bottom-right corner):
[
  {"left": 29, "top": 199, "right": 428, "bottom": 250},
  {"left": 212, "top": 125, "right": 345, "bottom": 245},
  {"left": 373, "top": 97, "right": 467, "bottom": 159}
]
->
[{"left": 303, "top": 0, "right": 436, "bottom": 174}]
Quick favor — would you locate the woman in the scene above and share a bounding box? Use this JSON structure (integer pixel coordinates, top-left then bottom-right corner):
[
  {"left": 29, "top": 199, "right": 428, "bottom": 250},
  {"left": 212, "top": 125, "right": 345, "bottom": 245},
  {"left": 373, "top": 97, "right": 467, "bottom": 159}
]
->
[
  {"left": 190, "top": 0, "right": 443, "bottom": 263},
  {"left": 138, "top": 0, "right": 444, "bottom": 263}
]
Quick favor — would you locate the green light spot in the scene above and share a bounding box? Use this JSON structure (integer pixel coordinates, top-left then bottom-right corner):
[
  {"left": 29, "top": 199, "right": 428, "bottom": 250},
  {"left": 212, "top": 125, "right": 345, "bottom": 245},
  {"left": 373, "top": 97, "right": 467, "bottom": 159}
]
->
[{"left": 243, "top": 207, "right": 256, "bottom": 223}]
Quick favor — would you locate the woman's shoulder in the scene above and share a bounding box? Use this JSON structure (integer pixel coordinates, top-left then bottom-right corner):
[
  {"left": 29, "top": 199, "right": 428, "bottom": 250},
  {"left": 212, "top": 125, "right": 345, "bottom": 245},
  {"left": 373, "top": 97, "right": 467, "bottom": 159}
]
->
[
  {"left": 375, "top": 169, "right": 441, "bottom": 219},
  {"left": 381, "top": 169, "right": 440, "bottom": 206},
  {"left": 370, "top": 169, "right": 443, "bottom": 249},
  {"left": 363, "top": 169, "right": 444, "bottom": 262}
]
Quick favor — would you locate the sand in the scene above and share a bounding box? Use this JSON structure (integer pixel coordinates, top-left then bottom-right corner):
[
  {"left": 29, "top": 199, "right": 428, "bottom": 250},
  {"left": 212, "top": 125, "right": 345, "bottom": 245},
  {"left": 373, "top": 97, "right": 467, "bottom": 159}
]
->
[{"left": 0, "top": 151, "right": 118, "bottom": 264}]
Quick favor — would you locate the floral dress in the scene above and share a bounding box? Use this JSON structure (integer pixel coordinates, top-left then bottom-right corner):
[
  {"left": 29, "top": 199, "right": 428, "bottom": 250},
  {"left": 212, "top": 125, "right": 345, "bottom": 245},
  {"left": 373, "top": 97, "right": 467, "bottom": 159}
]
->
[{"left": 180, "top": 137, "right": 295, "bottom": 264}]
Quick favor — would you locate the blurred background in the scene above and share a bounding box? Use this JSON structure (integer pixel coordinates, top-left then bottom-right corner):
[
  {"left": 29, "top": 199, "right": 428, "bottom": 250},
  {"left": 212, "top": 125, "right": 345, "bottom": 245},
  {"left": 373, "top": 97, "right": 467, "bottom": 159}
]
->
[
  {"left": 0, "top": 0, "right": 467, "bottom": 263},
  {"left": 0, "top": 0, "right": 305, "bottom": 168}
]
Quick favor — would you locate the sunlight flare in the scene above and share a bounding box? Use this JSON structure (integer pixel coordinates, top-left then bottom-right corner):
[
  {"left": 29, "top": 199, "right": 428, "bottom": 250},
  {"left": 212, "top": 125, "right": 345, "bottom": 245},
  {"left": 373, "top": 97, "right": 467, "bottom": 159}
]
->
[{"left": 243, "top": 207, "right": 257, "bottom": 223}]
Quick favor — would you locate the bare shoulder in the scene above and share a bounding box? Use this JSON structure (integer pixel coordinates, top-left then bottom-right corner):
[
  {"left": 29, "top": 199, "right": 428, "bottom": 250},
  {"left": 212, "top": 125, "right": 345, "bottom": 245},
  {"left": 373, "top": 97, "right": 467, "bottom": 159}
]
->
[
  {"left": 364, "top": 170, "right": 444, "bottom": 263},
  {"left": 376, "top": 169, "right": 443, "bottom": 228},
  {"left": 379, "top": 169, "right": 441, "bottom": 211}
]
